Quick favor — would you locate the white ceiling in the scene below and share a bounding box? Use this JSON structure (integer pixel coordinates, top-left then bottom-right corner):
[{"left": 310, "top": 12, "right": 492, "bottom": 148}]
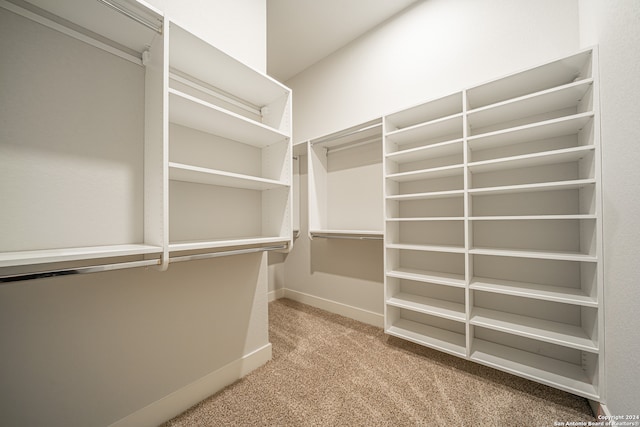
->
[{"left": 267, "top": 0, "right": 420, "bottom": 82}]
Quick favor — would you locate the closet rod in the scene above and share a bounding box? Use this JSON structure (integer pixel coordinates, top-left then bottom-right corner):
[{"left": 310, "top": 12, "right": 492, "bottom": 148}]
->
[
  {"left": 96, "top": 0, "right": 163, "bottom": 34},
  {"left": 169, "top": 244, "right": 287, "bottom": 263},
  {"left": 310, "top": 122, "right": 382, "bottom": 146},
  {"left": 0, "top": 259, "right": 161, "bottom": 284},
  {"left": 0, "top": 245, "right": 287, "bottom": 283},
  {"left": 169, "top": 70, "right": 262, "bottom": 117},
  {"left": 325, "top": 136, "right": 381, "bottom": 154},
  {"left": 312, "top": 234, "right": 383, "bottom": 241}
]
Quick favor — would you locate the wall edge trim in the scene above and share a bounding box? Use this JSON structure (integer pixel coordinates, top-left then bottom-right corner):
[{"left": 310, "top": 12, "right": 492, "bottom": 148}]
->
[{"left": 108, "top": 343, "right": 273, "bottom": 427}]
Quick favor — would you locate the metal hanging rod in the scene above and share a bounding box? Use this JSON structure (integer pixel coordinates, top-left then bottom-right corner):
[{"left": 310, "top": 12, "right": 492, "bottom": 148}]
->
[
  {"left": 312, "top": 234, "right": 383, "bottom": 241},
  {"left": 170, "top": 69, "right": 263, "bottom": 117},
  {"left": 310, "top": 122, "right": 382, "bottom": 146},
  {"left": 0, "top": 245, "right": 287, "bottom": 283},
  {"left": 96, "top": 0, "right": 163, "bottom": 34},
  {"left": 324, "top": 136, "right": 381, "bottom": 154},
  {"left": 0, "top": 259, "right": 161, "bottom": 283},
  {"left": 169, "top": 244, "right": 287, "bottom": 264}
]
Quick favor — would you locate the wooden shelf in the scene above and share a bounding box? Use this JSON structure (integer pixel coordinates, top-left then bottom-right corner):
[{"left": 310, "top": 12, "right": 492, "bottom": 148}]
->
[
  {"left": 469, "top": 247, "right": 596, "bottom": 262},
  {"left": 468, "top": 112, "right": 594, "bottom": 152},
  {"left": 169, "top": 162, "right": 287, "bottom": 190},
  {"left": 386, "top": 164, "right": 464, "bottom": 182},
  {"left": 169, "top": 89, "right": 288, "bottom": 147},
  {"left": 470, "top": 277, "right": 598, "bottom": 307},
  {"left": 468, "top": 79, "right": 593, "bottom": 132},
  {"left": 469, "top": 178, "right": 596, "bottom": 196},
  {"left": 387, "top": 293, "right": 465, "bottom": 322},
  {"left": 387, "top": 217, "right": 465, "bottom": 222},
  {"left": 386, "top": 318, "right": 466, "bottom": 357},
  {"left": 169, "top": 23, "right": 289, "bottom": 108},
  {"left": 4, "top": 0, "right": 162, "bottom": 58},
  {"left": 466, "top": 50, "right": 592, "bottom": 109},
  {"left": 386, "top": 139, "right": 463, "bottom": 164},
  {"left": 470, "top": 215, "right": 597, "bottom": 221},
  {"left": 471, "top": 339, "right": 598, "bottom": 400},
  {"left": 0, "top": 244, "right": 163, "bottom": 268},
  {"left": 387, "top": 267, "right": 465, "bottom": 288},
  {"left": 470, "top": 307, "right": 598, "bottom": 352},
  {"left": 386, "top": 243, "right": 466, "bottom": 254},
  {"left": 386, "top": 190, "right": 464, "bottom": 201},
  {"left": 385, "top": 114, "right": 463, "bottom": 146},
  {"left": 385, "top": 92, "right": 463, "bottom": 130},
  {"left": 468, "top": 145, "right": 594, "bottom": 174}
]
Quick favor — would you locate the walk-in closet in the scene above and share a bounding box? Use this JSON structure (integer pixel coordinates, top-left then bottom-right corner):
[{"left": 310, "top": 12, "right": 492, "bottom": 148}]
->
[{"left": 1, "top": 0, "right": 638, "bottom": 425}]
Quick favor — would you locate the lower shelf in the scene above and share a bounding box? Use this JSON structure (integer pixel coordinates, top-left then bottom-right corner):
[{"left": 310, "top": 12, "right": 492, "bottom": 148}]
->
[
  {"left": 471, "top": 339, "right": 599, "bottom": 400},
  {"left": 386, "top": 318, "right": 466, "bottom": 357},
  {"left": 470, "top": 307, "right": 598, "bottom": 352},
  {"left": 0, "top": 244, "right": 163, "bottom": 268}
]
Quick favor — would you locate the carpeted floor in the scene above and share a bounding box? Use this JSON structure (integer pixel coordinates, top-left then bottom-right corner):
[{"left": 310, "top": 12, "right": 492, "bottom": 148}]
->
[{"left": 163, "top": 298, "right": 595, "bottom": 426}]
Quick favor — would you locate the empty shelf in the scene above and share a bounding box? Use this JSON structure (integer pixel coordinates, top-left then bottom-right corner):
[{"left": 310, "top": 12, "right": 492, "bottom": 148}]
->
[
  {"left": 386, "top": 318, "right": 466, "bottom": 357},
  {"left": 470, "top": 277, "right": 598, "bottom": 307},
  {"left": 387, "top": 293, "right": 465, "bottom": 322},
  {"left": 0, "top": 244, "right": 163, "bottom": 268},
  {"left": 470, "top": 307, "right": 598, "bottom": 352},
  {"left": 387, "top": 267, "right": 465, "bottom": 288},
  {"left": 471, "top": 339, "right": 598, "bottom": 400},
  {"left": 169, "top": 162, "right": 287, "bottom": 190}
]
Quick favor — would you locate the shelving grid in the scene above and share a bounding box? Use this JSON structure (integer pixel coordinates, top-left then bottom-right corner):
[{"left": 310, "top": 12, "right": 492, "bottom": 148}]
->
[
  {"left": 307, "top": 118, "right": 384, "bottom": 240},
  {"left": 383, "top": 48, "right": 604, "bottom": 401},
  {"left": 0, "top": 0, "right": 292, "bottom": 277}
]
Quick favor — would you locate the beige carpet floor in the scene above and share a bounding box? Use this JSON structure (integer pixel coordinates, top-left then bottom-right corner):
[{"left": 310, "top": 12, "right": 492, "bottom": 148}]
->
[{"left": 163, "top": 298, "right": 595, "bottom": 426}]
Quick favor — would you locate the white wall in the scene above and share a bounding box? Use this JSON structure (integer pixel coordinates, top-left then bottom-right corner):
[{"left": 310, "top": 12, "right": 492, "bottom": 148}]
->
[
  {"left": 145, "top": 0, "right": 266, "bottom": 72},
  {"left": 578, "top": 0, "right": 640, "bottom": 416},
  {"left": 282, "top": 0, "right": 581, "bottom": 322},
  {"left": 0, "top": 1, "right": 269, "bottom": 426}
]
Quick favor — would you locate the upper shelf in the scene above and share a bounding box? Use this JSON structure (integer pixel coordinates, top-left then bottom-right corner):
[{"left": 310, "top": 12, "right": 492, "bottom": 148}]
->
[
  {"left": 468, "top": 112, "right": 594, "bottom": 152},
  {"left": 0, "top": 244, "right": 163, "bottom": 268},
  {"left": 385, "top": 92, "right": 463, "bottom": 131},
  {"left": 468, "top": 79, "right": 593, "bottom": 134},
  {"left": 385, "top": 114, "right": 463, "bottom": 146},
  {"left": 169, "top": 89, "right": 288, "bottom": 147},
  {"left": 5, "top": 0, "right": 162, "bottom": 57},
  {"left": 466, "top": 49, "right": 593, "bottom": 109},
  {"left": 169, "top": 22, "right": 289, "bottom": 108}
]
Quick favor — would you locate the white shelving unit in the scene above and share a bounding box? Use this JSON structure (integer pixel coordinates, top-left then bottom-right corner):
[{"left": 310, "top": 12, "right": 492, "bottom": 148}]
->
[
  {"left": 308, "top": 119, "right": 384, "bottom": 240},
  {"left": 167, "top": 22, "right": 292, "bottom": 255},
  {"left": 292, "top": 142, "right": 308, "bottom": 238},
  {"left": 383, "top": 48, "right": 604, "bottom": 401},
  {"left": 0, "top": 0, "right": 292, "bottom": 278},
  {"left": 0, "top": 0, "right": 165, "bottom": 271}
]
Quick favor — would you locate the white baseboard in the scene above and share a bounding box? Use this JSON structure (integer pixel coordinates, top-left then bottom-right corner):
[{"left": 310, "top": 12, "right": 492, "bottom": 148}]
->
[
  {"left": 589, "top": 399, "right": 612, "bottom": 419},
  {"left": 268, "top": 287, "right": 285, "bottom": 302},
  {"left": 282, "top": 288, "right": 384, "bottom": 327},
  {"left": 108, "top": 343, "right": 272, "bottom": 427}
]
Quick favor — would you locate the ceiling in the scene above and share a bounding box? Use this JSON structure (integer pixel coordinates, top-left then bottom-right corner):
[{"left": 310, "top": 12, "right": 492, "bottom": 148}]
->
[{"left": 267, "top": 0, "right": 420, "bottom": 82}]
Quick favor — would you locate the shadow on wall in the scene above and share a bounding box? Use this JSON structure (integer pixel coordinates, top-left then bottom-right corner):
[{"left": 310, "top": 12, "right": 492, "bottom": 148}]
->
[{"left": 310, "top": 237, "right": 384, "bottom": 282}]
